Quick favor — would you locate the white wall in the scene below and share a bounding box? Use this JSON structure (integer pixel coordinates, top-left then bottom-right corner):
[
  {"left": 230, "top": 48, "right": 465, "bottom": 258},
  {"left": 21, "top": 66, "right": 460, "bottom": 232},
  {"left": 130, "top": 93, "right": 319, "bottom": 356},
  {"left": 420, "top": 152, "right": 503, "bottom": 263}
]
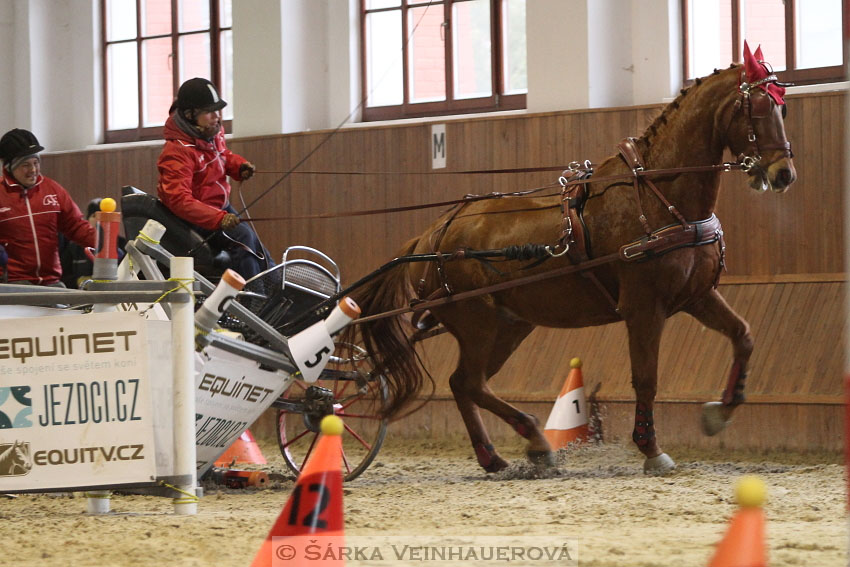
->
[
  {"left": 526, "top": 0, "right": 590, "bottom": 111},
  {"left": 233, "top": 0, "right": 351, "bottom": 137},
  {"left": 527, "top": 0, "right": 680, "bottom": 113},
  {"left": 280, "top": 0, "right": 329, "bottom": 133},
  {"left": 588, "top": 0, "right": 633, "bottom": 107},
  {"left": 232, "top": 0, "right": 285, "bottom": 136},
  {"left": 0, "top": 0, "right": 18, "bottom": 129},
  {"left": 0, "top": 0, "right": 99, "bottom": 151},
  {"left": 27, "top": 0, "right": 100, "bottom": 150},
  {"left": 8, "top": 0, "right": 681, "bottom": 151},
  {"left": 632, "top": 0, "right": 682, "bottom": 104},
  {"left": 326, "top": 0, "right": 361, "bottom": 127}
]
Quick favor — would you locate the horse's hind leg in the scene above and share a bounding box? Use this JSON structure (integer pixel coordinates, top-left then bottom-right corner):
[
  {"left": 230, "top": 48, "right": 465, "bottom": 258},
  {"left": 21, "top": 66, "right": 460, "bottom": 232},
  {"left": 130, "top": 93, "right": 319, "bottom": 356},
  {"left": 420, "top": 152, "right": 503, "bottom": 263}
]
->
[
  {"left": 682, "top": 288, "right": 753, "bottom": 435},
  {"left": 442, "top": 302, "right": 548, "bottom": 472}
]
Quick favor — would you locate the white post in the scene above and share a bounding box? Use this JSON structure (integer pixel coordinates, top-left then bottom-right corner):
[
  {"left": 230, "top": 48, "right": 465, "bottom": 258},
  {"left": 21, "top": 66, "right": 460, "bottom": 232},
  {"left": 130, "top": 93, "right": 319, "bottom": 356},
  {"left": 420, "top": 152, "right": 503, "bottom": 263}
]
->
[
  {"left": 85, "top": 491, "right": 111, "bottom": 514},
  {"left": 170, "top": 257, "right": 198, "bottom": 515}
]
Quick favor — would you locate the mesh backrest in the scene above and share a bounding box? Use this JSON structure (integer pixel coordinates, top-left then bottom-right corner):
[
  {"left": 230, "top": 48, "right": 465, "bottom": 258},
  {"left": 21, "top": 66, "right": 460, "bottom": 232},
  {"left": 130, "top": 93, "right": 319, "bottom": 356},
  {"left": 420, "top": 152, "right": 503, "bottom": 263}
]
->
[{"left": 284, "top": 262, "right": 338, "bottom": 298}]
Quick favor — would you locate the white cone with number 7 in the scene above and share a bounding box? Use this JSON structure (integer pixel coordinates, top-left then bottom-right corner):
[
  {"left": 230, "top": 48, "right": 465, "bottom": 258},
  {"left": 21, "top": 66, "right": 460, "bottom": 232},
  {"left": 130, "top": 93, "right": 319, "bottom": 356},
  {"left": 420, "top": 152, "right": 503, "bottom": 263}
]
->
[{"left": 289, "top": 297, "right": 361, "bottom": 383}]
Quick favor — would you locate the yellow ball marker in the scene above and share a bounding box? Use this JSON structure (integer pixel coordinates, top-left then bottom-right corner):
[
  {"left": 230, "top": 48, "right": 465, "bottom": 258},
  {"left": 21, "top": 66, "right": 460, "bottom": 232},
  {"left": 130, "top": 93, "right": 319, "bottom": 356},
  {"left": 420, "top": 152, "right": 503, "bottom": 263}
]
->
[
  {"left": 570, "top": 357, "right": 582, "bottom": 369},
  {"left": 100, "top": 197, "right": 117, "bottom": 213},
  {"left": 735, "top": 475, "right": 767, "bottom": 508},
  {"left": 320, "top": 415, "right": 344, "bottom": 436}
]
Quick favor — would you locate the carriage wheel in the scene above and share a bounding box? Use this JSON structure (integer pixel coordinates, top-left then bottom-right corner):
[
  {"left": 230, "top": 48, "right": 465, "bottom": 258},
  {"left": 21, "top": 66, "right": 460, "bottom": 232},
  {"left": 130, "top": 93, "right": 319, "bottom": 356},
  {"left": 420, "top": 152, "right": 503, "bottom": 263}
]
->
[{"left": 275, "top": 343, "right": 388, "bottom": 481}]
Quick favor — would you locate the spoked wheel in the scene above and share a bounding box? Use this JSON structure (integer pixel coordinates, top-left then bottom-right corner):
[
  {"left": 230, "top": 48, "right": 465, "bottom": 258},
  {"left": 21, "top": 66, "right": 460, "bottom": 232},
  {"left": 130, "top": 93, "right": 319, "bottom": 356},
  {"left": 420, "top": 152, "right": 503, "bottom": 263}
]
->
[{"left": 275, "top": 343, "right": 388, "bottom": 481}]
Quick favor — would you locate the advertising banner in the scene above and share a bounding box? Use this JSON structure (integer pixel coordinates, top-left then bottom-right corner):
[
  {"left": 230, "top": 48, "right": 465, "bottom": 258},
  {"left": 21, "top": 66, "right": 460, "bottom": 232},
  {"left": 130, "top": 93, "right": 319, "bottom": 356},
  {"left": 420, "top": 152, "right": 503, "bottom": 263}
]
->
[
  {"left": 194, "top": 346, "right": 293, "bottom": 476},
  {"left": 0, "top": 312, "right": 158, "bottom": 491}
]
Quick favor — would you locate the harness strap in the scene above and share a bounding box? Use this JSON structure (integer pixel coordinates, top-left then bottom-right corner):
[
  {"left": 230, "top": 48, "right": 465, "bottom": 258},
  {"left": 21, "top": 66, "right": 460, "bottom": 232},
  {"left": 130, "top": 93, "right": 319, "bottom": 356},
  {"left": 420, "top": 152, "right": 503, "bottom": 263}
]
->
[
  {"left": 618, "top": 137, "right": 689, "bottom": 230},
  {"left": 619, "top": 214, "right": 723, "bottom": 262},
  {"left": 417, "top": 202, "right": 468, "bottom": 298},
  {"left": 617, "top": 138, "right": 654, "bottom": 235}
]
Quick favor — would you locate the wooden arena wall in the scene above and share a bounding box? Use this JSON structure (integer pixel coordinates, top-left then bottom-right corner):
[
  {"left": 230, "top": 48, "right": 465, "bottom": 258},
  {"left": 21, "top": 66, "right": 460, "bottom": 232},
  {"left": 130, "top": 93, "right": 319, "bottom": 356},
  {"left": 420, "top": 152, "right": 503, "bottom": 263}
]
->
[{"left": 41, "top": 89, "right": 846, "bottom": 452}]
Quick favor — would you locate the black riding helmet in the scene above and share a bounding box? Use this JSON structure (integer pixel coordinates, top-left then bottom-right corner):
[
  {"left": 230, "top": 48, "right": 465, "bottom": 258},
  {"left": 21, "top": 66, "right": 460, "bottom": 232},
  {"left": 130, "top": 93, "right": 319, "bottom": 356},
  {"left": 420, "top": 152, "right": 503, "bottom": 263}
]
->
[
  {"left": 0, "top": 129, "right": 44, "bottom": 167},
  {"left": 169, "top": 78, "right": 227, "bottom": 114}
]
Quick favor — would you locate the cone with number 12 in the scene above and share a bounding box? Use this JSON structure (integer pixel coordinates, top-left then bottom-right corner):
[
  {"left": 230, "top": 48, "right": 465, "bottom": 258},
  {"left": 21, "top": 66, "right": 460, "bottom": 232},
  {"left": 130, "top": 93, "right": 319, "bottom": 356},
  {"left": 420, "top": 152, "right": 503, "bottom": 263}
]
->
[
  {"left": 543, "top": 358, "right": 590, "bottom": 449},
  {"left": 251, "top": 415, "right": 345, "bottom": 567}
]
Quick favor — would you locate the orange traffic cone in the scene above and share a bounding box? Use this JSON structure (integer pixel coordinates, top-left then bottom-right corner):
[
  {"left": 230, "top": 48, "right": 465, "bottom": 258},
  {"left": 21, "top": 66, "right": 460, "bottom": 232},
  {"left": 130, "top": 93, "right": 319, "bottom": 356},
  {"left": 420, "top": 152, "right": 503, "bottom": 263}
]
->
[
  {"left": 708, "top": 475, "right": 767, "bottom": 567},
  {"left": 215, "top": 429, "right": 267, "bottom": 467},
  {"left": 251, "top": 415, "right": 345, "bottom": 567},
  {"left": 543, "top": 357, "right": 590, "bottom": 449}
]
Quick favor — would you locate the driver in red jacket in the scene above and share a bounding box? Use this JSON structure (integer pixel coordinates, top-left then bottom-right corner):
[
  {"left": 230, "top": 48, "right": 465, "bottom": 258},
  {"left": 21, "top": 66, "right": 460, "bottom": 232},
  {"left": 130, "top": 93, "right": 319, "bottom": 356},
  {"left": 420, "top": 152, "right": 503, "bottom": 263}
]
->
[
  {"left": 0, "top": 129, "right": 96, "bottom": 286},
  {"left": 157, "top": 77, "right": 271, "bottom": 279}
]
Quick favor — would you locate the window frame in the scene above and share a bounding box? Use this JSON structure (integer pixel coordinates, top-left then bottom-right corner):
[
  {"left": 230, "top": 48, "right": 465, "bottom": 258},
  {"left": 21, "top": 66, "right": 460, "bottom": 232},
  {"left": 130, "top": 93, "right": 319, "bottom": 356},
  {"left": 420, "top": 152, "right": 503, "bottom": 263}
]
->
[
  {"left": 101, "top": 0, "right": 232, "bottom": 143},
  {"left": 681, "top": 0, "right": 846, "bottom": 85},
  {"left": 360, "top": 0, "right": 526, "bottom": 122}
]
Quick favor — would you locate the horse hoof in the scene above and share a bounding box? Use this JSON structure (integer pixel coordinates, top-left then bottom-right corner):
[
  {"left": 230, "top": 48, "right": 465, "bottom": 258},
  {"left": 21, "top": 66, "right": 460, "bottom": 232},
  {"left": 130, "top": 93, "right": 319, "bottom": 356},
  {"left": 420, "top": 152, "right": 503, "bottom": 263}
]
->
[
  {"left": 643, "top": 453, "right": 676, "bottom": 476},
  {"left": 701, "top": 402, "right": 729, "bottom": 436},
  {"left": 527, "top": 450, "right": 556, "bottom": 468},
  {"left": 483, "top": 455, "right": 510, "bottom": 473}
]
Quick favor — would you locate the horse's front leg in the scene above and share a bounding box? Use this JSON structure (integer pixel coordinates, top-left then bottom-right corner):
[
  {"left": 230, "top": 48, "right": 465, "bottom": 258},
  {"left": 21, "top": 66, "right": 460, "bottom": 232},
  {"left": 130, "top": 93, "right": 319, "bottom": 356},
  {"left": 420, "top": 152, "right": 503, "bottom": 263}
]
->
[
  {"left": 623, "top": 302, "right": 676, "bottom": 475},
  {"left": 683, "top": 288, "right": 753, "bottom": 435}
]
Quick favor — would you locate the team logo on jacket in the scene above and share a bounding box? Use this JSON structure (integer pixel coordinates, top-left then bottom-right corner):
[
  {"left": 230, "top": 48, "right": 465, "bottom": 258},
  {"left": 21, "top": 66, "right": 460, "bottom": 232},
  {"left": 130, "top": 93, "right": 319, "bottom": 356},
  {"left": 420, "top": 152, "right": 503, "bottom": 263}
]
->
[{"left": 42, "top": 194, "right": 59, "bottom": 207}]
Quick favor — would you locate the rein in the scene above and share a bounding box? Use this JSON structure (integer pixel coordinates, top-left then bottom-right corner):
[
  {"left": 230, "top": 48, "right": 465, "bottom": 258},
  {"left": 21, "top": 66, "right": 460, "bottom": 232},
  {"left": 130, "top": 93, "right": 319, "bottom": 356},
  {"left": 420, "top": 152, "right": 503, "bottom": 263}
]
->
[
  {"left": 243, "top": 161, "right": 744, "bottom": 223},
  {"left": 253, "top": 165, "right": 570, "bottom": 175},
  {"left": 355, "top": 250, "right": 624, "bottom": 325}
]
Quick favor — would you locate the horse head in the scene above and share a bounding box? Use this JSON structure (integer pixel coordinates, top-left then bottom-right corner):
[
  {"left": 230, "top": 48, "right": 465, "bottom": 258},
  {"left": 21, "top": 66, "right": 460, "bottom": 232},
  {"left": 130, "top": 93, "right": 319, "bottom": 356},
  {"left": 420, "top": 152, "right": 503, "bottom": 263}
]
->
[
  {"left": 722, "top": 41, "right": 797, "bottom": 193},
  {"left": 12, "top": 440, "right": 31, "bottom": 472}
]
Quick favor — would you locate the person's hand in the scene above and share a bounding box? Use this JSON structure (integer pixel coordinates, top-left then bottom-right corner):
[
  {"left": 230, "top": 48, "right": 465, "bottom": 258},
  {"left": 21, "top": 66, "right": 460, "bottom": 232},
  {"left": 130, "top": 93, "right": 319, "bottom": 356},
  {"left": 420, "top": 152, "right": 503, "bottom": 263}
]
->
[
  {"left": 0, "top": 244, "right": 7, "bottom": 267},
  {"left": 220, "top": 213, "right": 241, "bottom": 231},
  {"left": 239, "top": 162, "right": 256, "bottom": 180}
]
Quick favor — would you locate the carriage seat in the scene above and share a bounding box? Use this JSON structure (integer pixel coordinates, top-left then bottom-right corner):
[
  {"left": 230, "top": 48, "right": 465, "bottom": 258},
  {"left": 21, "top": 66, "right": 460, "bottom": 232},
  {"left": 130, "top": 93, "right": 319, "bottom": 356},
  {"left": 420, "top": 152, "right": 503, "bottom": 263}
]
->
[
  {"left": 120, "top": 185, "right": 232, "bottom": 276},
  {"left": 121, "top": 186, "right": 343, "bottom": 334}
]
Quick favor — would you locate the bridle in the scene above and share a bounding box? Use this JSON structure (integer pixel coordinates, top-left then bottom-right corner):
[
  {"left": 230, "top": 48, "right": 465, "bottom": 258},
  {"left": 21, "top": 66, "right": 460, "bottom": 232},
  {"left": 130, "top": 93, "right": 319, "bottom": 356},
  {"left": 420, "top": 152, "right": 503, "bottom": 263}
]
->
[{"left": 721, "top": 70, "right": 793, "bottom": 183}]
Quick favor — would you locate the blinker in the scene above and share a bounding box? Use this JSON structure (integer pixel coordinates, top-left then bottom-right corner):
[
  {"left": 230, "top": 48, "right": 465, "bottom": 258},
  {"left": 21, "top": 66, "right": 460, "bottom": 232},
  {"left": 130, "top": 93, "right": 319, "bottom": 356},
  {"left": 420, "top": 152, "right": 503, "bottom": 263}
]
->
[{"left": 749, "top": 90, "right": 772, "bottom": 118}]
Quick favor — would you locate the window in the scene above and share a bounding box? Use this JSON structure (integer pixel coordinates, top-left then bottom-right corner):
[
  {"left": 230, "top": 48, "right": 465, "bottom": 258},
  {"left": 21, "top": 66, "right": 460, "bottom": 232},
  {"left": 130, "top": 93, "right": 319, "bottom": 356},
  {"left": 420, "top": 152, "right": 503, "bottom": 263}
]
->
[
  {"left": 682, "top": 0, "right": 845, "bottom": 84},
  {"left": 102, "top": 0, "right": 233, "bottom": 143},
  {"left": 361, "top": 0, "right": 527, "bottom": 121}
]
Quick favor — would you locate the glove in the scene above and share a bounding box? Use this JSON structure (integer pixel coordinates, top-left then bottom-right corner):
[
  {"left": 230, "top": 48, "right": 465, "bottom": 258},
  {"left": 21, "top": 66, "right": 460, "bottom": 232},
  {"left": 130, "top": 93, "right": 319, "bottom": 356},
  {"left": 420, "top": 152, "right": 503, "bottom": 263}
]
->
[
  {"left": 239, "top": 162, "right": 256, "bottom": 180},
  {"left": 0, "top": 244, "right": 7, "bottom": 267},
  {"left": 220, "top": 213, "right": 241, "bottom": 231}
]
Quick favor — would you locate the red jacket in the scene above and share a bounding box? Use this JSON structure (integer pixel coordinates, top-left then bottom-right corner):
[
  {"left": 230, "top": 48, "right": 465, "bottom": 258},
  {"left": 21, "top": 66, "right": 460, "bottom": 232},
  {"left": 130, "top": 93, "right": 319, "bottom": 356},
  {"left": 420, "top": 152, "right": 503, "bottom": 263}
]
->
[
  {"left": 157, "top": 116, "right": 248, "bottom": 230},
  {"left": 0, "top": 171, "right": 96, "bottom": 285}
]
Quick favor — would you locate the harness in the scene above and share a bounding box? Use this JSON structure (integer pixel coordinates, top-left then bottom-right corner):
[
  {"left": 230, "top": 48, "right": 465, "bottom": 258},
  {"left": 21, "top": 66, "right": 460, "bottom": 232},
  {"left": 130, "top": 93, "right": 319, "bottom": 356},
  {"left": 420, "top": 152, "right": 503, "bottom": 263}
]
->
[
  {"left": 319, "top": 70, "right": 793, "bottom": 327},
  {"left": 412, "top": 139, "right": 730, "bottom": 316},
  {"left": 546, "top": 141, "right": 727, "bottom": 311}
]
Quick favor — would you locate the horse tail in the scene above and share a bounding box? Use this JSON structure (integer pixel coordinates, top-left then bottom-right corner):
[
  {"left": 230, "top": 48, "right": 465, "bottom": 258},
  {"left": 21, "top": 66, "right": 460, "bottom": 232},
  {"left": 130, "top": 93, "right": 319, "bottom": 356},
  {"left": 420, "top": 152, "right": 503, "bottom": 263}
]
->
[{"left": 342, "top": 237, "right": 432, "bottom": 420}]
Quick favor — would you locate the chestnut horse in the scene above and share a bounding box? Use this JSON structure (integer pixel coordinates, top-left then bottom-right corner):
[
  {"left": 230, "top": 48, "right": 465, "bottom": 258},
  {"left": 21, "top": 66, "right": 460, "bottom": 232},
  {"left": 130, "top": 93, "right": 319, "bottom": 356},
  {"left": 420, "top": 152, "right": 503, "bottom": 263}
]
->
[{"left": 346, "top": 51, "right": 796, "bottom": 475}]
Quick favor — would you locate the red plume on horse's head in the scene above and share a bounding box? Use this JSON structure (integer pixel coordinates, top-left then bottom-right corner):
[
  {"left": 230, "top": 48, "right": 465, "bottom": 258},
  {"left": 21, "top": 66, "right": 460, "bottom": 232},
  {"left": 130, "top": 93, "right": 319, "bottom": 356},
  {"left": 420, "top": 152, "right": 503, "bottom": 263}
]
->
[{"left": 742, "top": 40, "right": 785, "bottom": 105}]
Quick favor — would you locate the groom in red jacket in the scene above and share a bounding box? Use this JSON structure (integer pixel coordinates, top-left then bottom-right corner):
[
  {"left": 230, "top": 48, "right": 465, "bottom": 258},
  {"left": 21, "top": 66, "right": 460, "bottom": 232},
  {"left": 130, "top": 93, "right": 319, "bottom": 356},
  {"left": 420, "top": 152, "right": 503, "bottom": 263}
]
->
[{"left": 0, "top": 128, "right": 95, "bottom": 285}]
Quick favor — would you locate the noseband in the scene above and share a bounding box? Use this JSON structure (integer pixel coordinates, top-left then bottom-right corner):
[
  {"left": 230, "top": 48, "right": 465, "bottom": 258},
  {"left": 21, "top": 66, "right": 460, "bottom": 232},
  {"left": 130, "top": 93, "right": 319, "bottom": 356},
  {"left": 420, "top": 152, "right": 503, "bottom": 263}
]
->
[{"left": 723, "top": 71, "right": 793, "bottom": 175}]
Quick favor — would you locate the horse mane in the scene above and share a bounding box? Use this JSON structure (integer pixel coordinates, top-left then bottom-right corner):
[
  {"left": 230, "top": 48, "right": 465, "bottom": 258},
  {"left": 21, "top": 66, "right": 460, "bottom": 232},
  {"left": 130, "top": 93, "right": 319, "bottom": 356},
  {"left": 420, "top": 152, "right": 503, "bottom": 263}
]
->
[
  {"left": 0, "top": 444, "right": 14, "bottom": 470},
  {"left": 639, "top": 63, "right": 740, "bottom": 145}
]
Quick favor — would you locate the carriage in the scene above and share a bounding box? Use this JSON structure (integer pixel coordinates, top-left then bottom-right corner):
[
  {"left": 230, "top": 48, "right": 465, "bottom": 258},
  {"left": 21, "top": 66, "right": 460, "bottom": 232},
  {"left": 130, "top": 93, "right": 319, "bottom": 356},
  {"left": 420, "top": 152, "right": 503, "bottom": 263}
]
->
[{"left": 119, "top": 186, "right": 390, "bottom": 481}]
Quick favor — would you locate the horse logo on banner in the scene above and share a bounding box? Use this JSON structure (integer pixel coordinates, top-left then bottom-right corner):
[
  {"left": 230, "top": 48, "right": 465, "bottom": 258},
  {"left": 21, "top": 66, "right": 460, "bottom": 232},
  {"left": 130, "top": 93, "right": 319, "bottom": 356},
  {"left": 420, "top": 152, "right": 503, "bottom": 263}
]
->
[{"left": 0, "top": 440, "right": 33, "bottom": 476}]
